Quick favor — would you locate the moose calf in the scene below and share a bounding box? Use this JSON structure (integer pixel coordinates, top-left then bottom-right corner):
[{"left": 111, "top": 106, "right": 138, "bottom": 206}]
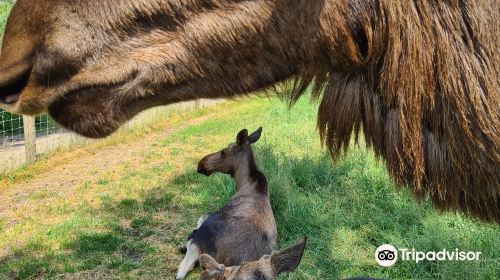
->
[
  {"left": 176, "top": 128, "right": 277, "bottom": 280},
  {"left": 199, "top": 238, "right": 306, "bottom": 280}
]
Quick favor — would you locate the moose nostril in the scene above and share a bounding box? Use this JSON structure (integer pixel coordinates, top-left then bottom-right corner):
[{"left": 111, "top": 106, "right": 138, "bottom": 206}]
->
[
  {"left": 2, "top": 93, "right": 20, "bottom": 104},
  {"left": 0, "top": 70, "right": 30, "bottom": 105}
]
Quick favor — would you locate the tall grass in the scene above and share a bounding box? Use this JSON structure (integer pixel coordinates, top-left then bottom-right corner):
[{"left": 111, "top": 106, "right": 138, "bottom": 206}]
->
[
  {"left": 0, "top": 1, "right": 12, "bottom": 41},
  {"left": 161, "top": 97, "right": 499, "bottom": 279}
]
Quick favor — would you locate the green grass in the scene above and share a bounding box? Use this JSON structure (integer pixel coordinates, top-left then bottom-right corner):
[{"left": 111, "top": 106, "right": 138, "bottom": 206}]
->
[
  {"left": 0, "top": 96, "right": 498, "bottom": 279},
  {"left": 0, "top": 1, "right": 12, "bottom": 41}
]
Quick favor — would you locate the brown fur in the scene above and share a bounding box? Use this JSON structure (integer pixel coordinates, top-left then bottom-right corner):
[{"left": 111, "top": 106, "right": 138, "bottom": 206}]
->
[
  {"left": 0, "top": 0, "right": 498, "bottom": 222},
  {"left": 199, "top": 238, "right": 306, "bottom": 280}
]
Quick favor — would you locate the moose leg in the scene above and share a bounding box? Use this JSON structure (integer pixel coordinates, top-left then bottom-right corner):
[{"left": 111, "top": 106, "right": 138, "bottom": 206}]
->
[{"left": 176, "top": 240, "right": 200, "bottom": 280}]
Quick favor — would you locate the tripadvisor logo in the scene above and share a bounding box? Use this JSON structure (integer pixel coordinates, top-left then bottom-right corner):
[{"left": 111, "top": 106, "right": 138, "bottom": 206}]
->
[
  {"left": 375, "top": 244, "right": 398, "bottom": 267},
  {"left": 375, "top": 244, "right": 481, "bottom": 267}
]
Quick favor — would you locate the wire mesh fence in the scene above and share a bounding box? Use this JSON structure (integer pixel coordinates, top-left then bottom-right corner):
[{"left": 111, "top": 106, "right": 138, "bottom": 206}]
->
[
  {"left": 0, "top": 111, "right": 23, "bottom": 141},
  {"left": 0, "top": 111, "right": 26, "bottom": 172},
  {"left": 36, "top": 114, "right": 60, "bottom": 137},
  {"left": 0, "top": 110, "right": 67, "bottom": 173},
  {"left": 0, "top": 100, "right": 221, "bottom": 174},
  {"left": 0, "top": 113, "right": 61, "bottom": 140}
]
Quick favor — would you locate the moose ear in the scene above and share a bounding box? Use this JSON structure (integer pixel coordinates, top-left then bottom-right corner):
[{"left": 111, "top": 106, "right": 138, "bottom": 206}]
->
[
  {"left": 271, "top": 237, "right": 307, "bottom": 274},
  {"left": 248, "top": 127, "right": 263, "bottom": 144},
  {"left": 236, "top": 129, "right": 249, "bottom": 147},
  {"left": 199, "top": 254, "right": 225, "bottom": 280}
]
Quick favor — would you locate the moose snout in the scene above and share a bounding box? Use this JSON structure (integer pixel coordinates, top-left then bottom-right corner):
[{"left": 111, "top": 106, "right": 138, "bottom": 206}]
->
[{"left": 197, "top": 162, "right": 210, "bottom": 176}]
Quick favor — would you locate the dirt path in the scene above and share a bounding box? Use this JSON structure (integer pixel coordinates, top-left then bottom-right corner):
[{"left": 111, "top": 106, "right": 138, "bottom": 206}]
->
[{"left": 0, "top": 112, "right": 213, "bottom": 228}]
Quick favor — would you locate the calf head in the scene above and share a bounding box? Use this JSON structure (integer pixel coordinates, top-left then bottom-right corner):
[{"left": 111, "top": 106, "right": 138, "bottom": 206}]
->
[
  {"left": 199, "top": 238, "right": 306, "bottom": 280},
  {"left": 197, "top": 127, "right": 262, "bottom": 176}
]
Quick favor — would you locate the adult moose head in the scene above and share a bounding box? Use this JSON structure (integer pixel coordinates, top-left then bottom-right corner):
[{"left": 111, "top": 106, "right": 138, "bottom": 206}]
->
[{"left": 0, "top": 0, "right": 498, "bottom": 223}]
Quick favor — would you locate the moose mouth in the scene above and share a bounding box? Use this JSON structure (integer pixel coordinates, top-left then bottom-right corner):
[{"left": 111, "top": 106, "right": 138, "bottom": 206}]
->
[
  {"left": 0, "top": 63, "right": 191, "bottom": 139},
  {"left": 47, "top": 80, "right": 190, "bottom": 138},
  {"left": 0, "top": 72, "right": 124, "bottom": 138},
  {"left": 47, "top": 83, "right": 137, "bottom": 138}
]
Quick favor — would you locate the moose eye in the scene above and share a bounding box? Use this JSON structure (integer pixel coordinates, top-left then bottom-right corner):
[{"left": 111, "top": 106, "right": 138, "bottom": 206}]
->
[{"left": 220, "top": 150, "right": 226, "bottom": 158}]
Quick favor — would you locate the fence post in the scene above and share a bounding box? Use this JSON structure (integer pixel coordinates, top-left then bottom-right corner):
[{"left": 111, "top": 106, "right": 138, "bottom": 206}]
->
[
  {"left": 23, "top": 115, "right": 36, "bottom": 163},
  {"left": 194, "top": 99, "right": 201, "bottom": 109}
]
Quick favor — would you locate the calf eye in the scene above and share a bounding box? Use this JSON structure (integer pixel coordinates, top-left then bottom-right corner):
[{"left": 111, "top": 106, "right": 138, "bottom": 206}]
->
[{"left": 221, "top": 150, "right": 226, "bottom": 158}]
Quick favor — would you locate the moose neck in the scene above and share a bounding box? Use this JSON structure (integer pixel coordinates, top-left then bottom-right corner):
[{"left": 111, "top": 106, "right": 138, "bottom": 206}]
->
[{"left": 233, "top": 150, "right": 267, "bottom": 195}]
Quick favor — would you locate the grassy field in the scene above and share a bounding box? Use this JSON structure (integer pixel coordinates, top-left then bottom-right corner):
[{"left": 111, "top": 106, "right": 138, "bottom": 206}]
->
[{"left": 0, "top": 96, "right": 498, "bottom": 279}]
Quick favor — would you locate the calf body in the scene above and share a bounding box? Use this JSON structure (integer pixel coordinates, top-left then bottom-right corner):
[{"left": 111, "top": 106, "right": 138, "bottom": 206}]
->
[
  {"left": 177, "top": 128, "right": 277, "bottom": 279},
  {"left": 194, "top": 182, "right": 277, "bottom": 265}
]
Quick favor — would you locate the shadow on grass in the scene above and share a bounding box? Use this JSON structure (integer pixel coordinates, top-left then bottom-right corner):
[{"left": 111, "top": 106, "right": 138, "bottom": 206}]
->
[
  {"left": 0, "top": 185, "right": 179, "bottom": 278},
  {"left": 1, "top": 145, "right": 498, "bottom": 279}
]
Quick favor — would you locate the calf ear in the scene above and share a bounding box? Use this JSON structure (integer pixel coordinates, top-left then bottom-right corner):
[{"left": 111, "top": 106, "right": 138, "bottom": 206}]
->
[
  {"left": 249, "top": 127, "right": 263, "bottom": 144},
  {"left": 271, "top": 237, "right": 307, "bottom": 274},
  {"left": 199, "top": 254, "right": 225, "bottom": 280},
  {"left": 236, "top": 129, "right": 249, "bottom": 147}
]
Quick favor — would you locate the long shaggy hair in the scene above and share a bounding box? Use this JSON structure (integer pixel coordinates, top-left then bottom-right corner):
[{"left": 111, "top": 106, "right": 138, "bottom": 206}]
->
[
  {"left": 0, "top": 0, "right": 498, "bottom": 222},
  {"left": 294, "top": 1, "right": 500, "bottom": 222}
]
